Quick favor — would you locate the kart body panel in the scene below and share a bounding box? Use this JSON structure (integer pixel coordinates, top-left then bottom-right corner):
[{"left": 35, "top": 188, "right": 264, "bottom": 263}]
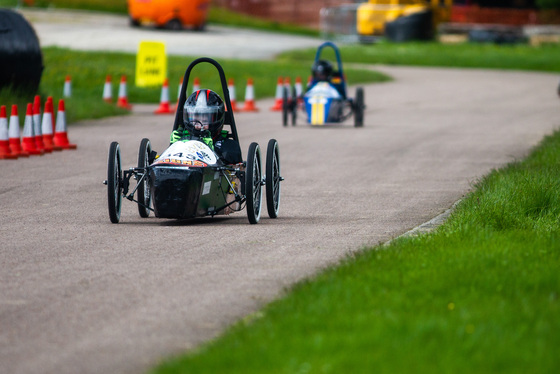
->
[
  {"left": 304, "top": 82, "right": 343, "bottom": 125},
  {"left": 149, "top": 140, "right": 240, "bottom": 219}
]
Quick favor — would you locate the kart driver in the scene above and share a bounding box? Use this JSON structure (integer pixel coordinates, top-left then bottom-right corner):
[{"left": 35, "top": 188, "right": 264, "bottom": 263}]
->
[
  {"left": 170, "top": 88, "right": 242, "bottom": 164},
  {"left": 311, "top": 59, "right": 334, "bottom": 82},
  {"left": 310, "top": 59, "right": 346, "bottom": 99}
]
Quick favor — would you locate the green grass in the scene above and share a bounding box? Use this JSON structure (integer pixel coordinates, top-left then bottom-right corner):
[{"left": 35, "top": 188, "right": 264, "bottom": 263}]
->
[
  {"left": 151, "top": 132, "right": 560, "bottom": 374},
  {"left": 0, "top": 47, "right": 389, "bottom": 124},
  {"left": 279, "top": 41, "right": 560, "bottom": 73}
]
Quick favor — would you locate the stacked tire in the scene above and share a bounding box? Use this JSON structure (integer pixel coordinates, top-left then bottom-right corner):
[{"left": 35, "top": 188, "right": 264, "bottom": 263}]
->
[{"left": 0, "top": 9, "right": 43, "bottom": 93}]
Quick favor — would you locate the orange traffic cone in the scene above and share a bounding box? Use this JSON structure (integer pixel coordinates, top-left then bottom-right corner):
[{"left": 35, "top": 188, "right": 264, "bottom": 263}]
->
[
  {"left": 103, "top": 75, "right": 112, "bottom": 103},
  {"left": 32, "top": 95, "right": 50, "bottom": 153},
  {"left": 228, "top": 78, "right": 238, "bottom": 111},
  {"left": 270, "top": 77, "right": 284, "bottom": 111},
  {"left": 154, "top": 78, "right": 174, "bottom": 114},
  {"left": 241, "top": 78, "right": 259, "bottom": 112},
  {"left": 8, "top": 105, "right": 29, "bottom": 157},
  {"left": 42, "top": 98, "right": 62, "bottom": 152},
  {"left": 63, "top": 75, "right": 72, "bottom": 98},
  {"left": 53, "top": 99, "right": 77, "bottom": 150},
  {"left": 21, "top": 103, "right": 44, "bottom": 156},
  {"left": 117, "top": 75, "right": 132, "bottom": 110},
  {"left": 0, "top": 105, "right": 18, "bottom": 159}
]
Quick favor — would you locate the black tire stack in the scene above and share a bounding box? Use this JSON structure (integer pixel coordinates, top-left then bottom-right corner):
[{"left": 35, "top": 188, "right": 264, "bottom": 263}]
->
[{"left": 0, "top": 9, "right": 43, "bottom": 93}]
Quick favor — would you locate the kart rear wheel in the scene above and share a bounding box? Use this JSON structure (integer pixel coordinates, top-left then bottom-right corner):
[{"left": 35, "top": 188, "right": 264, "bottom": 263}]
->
[
  {"left": 265, "top": 139, "right": 281, "bottom": 218},
  {"left": 282, "top": 86, "right": 289, "bottom": 127},
  {"left": 354, "top": 87, "right": 365, "bottom": 128},
  {"left": 107, "top": 141, "right": 122, "bottom": 224},
  {"left": 246, "top": 142, "right": 262, "bottom": 224},
  {"left": 137, "top": 138, "right": 152, "bottom": 218},
  {"left": 291, "top": 86, "right": 297, "bottom": 126}
]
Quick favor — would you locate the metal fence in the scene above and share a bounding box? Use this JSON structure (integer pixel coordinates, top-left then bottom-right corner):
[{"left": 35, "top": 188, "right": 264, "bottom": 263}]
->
[{"left": 320, "top": 3, "right": 360, "bottom": 42}]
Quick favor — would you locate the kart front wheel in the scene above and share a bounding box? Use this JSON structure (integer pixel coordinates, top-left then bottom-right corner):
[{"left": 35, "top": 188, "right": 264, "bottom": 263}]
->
[
  {"left": 354, "top": 87, "right": 365, "bottom": 128},
  {"left": 265, "top": 139, "right": 281, "bottom": 218},
  {"left": 107, "top": 141, "right": 123, "bottom": 224},
  {"left": 246, "top": 142, "right": 262, "bottom": 224},
  {"left": 137, "top": 138, "right": 152, "bottom": 218}
]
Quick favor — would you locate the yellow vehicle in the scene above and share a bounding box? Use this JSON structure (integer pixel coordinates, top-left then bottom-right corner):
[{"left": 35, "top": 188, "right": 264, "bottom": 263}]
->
[
  {"left": 128, "top": 0, "right": 210, "bottom": 31},
  {"left": 357, "top": 0, "right": 452, "bottom": 42}
]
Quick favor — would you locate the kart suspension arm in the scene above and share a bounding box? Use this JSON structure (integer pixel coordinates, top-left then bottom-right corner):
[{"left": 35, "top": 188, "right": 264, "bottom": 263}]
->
[{"left": 122, "top": 168, "right": 155, "bottom": 212}]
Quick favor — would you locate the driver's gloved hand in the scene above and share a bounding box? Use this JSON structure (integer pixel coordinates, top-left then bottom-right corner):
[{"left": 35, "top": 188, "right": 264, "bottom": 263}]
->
[{"left": 170, "top": 128, "right": 184, "bottom": 144}]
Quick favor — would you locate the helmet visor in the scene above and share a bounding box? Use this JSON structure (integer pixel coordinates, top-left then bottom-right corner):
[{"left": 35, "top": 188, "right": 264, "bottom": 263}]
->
[{"left": 185, "top": 106, "right": 221, "bottom": 127}]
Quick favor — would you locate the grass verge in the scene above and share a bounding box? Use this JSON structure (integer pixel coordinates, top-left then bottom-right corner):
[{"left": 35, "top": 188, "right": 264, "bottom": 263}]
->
[
  {"left": 279, "top": 41, "right": 560, "bottom": 73},
  {"left": 151, "top": 131, "right": 560, "bottom": 374},
  {"left": 0, "top": 47, "right": 389, "bottom": 124}
]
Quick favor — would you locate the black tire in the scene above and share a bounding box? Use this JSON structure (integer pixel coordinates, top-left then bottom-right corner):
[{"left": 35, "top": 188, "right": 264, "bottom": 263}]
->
[
  {"left": 282, "top": 86, "right": 289, "bottom": 127},
  {"left": 165, "top": 18, "right": 182, "bottom": 31},
  {"left": 246, "top": 142, "right": 262, "bottom": 224},
  {"left": 291, "top": 86, "right": 297, "bottom": 126},
  {"left": 137, "top": 138, "right": 152, "bottom": 218},
  {"left": 265, "top": 139, "right": 281, "bottom": 219},
  {"left": 354, "top": 87, "right": 364, "bottom": 127},
  {"left": 193, "top": 23, "right": 206, "bottom": 32},
  {"left": 107, "top": 141, "right": 122, "bottom": 224},
  {"left": 129, "top": 17, "right": 140, "bottom": 27},
  {"left": 0, "top": 9, "right": 43, "bottom": 94}
]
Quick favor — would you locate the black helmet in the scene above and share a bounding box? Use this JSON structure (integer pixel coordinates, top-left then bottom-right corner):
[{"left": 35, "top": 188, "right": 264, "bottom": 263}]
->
[
  {"left": 312, "top": 60, "right": 333, "bottom": 81},
  {"left": 183, "top": 89, "right": 225, "bottom": 138}
]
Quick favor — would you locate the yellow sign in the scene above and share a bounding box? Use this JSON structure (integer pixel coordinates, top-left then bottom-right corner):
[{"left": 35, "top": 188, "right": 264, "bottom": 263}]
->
[{"left": 135, "top": 41, "right": 167, "bottom": 87}]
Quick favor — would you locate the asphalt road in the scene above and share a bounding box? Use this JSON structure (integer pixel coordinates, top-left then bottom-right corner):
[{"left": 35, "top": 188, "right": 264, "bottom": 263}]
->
[
  {"left": 18, "top": 8, "right": 320, "bottom": 59},
  {"left": 2, "top": 8, "right": 560, "bottom": 374}
]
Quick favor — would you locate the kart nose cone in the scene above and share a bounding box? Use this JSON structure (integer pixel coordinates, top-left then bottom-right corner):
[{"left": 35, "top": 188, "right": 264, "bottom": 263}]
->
[{"left": 150, "top": 166, "right": 203, "bottom": 219}]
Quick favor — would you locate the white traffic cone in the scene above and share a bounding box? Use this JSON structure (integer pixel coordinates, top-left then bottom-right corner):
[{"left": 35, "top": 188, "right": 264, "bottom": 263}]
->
[
  {"left": 103, "top": 75, "right": 112, "bottom": 103},
  {"left": 0, "top": 105, "right": 18, "bottom": 159},
  {"left": 42, "top": 97, "right": 62, "bottom": 152},
  {"left": 154, "top": 78, "right": 174, "bottom": 114},
  {"left": 8, "top": 105, "right": 29, "bottom": 157},
  {"left": 177, "top": 77, "right": 183, "bottom": 107},
  {"left": 295, "top": 76, "right": 303, "bottom": 104},
  {"left": 32, "top": 95, "right": 49, "bottom": 153},
  {"left": 241, "top": 78, "right": 259, "bottom": 112},
  {"left": 192, "top": 77, "right": 200, "bottom": 95},
  {"left": 53, "top": 99, "right": 77, "bottom": 150},
  {"left": 63, "top": 75, "right": 72, "bottom": 98},
  {"left": 228, "top": 78, "right": 238, "bottom": 111},
  {"left": 117, "top": 75, "right": 132, "bottom": 110},
  {"left": 270, "top": 77, "right": 283, "bottom": 111},
  {"left": 21, "top": 103, "right": 44, "bottom": 156}
]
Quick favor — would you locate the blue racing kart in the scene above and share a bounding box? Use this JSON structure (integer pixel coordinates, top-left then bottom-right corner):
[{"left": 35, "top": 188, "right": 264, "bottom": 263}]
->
[{"left": 283, "top": 42, "right": 365, "bottom": 127}]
